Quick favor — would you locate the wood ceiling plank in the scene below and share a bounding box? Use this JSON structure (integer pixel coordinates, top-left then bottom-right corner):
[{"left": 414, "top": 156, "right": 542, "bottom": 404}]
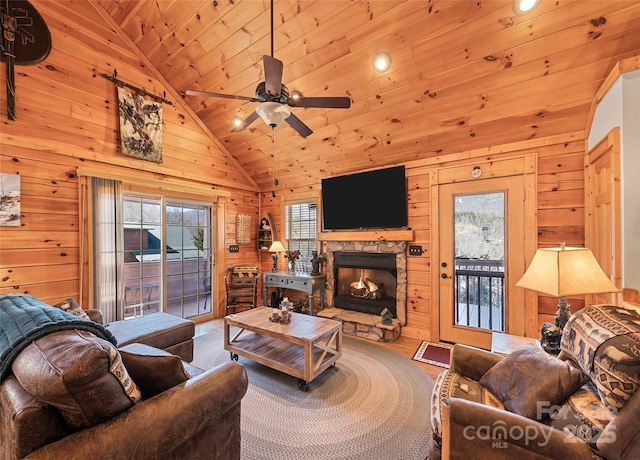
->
[
  {"left": 94, "top": 0, "right": 640, "bottom": 190},
  {"left": 134, "top": 0, "right": 211, "bottom": 60},
  {"left": 95, "top": 0, "right": 146, "bottom": 28},
  {"left": 118, "top": 0, "right": 179, "bottom": 45},
  {"left": 207, "top": 3, "right": 638, "bottom": 139}
]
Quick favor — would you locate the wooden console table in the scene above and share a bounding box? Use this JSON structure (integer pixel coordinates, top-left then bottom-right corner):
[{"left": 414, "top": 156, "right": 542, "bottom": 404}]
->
[{"left": 263, "top": 271, "right": 326, "bottom": 315}]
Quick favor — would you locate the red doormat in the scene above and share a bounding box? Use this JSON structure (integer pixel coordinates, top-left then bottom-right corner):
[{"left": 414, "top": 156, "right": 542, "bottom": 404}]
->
[{"left": 412, "top": 341, "right": 453, "bottom": 368}]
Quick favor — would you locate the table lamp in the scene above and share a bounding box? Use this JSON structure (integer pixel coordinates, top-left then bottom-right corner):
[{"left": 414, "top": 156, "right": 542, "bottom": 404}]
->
[
  {"left": 516, "top": 242, "right": 619, "bottom": 354},
  {"left": 268, "top": 240, "right": 286, "bottom": 272}
]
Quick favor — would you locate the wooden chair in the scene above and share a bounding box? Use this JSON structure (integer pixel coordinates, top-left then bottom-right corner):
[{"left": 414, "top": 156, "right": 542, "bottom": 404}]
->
[{"left": 224, "top": 265, "right": 260, "bottom": 314}]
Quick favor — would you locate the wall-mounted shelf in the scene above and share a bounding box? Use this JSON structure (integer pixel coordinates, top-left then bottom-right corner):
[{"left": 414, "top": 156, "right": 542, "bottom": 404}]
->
[{"left": 258, "top": 213, "right": 277, "bottom": 251}]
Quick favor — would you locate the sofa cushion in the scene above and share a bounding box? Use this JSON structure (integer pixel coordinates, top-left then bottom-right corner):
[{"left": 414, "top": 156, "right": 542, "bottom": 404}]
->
[
  {"left": 11, "top": 330, "right": 141, "bottom": 430},
  {"left": 52, "top": 298, "right": 90, "bottom": 321},
  {"left": 119, "top": 343, "right": 191, "bottom": 399},
  {"left": 479, "top": 343, "right": 588, "bottom": 420}
]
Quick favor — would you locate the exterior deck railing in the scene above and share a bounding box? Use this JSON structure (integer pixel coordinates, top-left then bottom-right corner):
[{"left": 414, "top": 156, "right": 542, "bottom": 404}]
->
[{"left": 454, "top": 258, "right": 505, "bottom": 332}]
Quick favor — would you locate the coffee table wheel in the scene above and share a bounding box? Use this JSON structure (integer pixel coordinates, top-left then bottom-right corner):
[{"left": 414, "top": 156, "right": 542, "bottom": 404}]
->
[
  {"left": 297, "top": 379, "right": 309, "bottom": 391},
  {"left": 330, "top": 362, "right": 336, "bottom": 368},
  {"left": 230, "top": 352, "right": 239, "bottom": 361}
]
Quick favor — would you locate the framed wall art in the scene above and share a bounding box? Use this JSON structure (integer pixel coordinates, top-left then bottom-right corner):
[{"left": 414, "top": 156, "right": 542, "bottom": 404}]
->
[{"left": 0, "top": 173, "right": 20, "bottom": 226}]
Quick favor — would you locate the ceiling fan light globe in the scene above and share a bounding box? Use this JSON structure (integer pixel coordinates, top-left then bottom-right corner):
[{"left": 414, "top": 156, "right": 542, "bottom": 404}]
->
[{"left": 256, "top": 101, "right": 291, "bottom": 128}]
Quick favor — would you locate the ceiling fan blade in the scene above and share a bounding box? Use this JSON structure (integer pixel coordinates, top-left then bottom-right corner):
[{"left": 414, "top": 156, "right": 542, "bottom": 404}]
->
[
  {"left": 231, "top": 111, "right": 260, "bottom": 132},
  {"left": 288, "top": 96, "right": 351, "bottom": 109},
  {"left": 263, "top": 55, "right": 283, "bottom": 97},
  {"left": 186, "top": 90, "right": 255, "bottom": 102},
  {"left": 285, "top": 112, "right": 313, "bottom": 138}
]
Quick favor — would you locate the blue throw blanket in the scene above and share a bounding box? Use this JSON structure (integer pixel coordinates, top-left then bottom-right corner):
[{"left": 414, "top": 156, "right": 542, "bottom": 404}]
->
[{"left": 0, "top": 294, "right": 117, "bottom": 381}]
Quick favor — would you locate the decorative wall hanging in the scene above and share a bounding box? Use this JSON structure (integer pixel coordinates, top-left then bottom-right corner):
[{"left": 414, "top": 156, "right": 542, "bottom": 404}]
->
[
  {"left": 236, "top": 214, "right": 251, "bottom": 245},
  {"left": 1, "top": 0, "right": 52, "bottom": 120},
  {"left": 0, "top": 172, "right": 20, "bottom": 226},
  {"left": 117, "top": 85, "right": 163, "bottom": 163}
]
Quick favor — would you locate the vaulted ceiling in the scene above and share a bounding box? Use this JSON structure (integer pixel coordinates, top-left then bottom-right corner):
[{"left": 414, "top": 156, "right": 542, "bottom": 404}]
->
[{"left": 96, "top": 0, "right": 640, "bottom": 191}]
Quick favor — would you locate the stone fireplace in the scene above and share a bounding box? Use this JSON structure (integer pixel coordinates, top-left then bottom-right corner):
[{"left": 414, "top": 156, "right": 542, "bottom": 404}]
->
[{"left": 317, "top": 240, "right": 407, "bottom": 342}]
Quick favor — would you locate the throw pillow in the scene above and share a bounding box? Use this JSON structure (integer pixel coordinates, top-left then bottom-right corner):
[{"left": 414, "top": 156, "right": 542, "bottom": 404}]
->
[
  {"left": 479, "top": 343, "right": 589, "bottom": 420},
  {"left": 52, "top": 298, "right": 90, "bottom": 320},
  {"left": 119, "top": 343, "right": 191, "bottom": 399},
  {"left": 12, "top": 330, "right": 141, "bottom": 430},
  {"left": 592, "top": 334, "right": 640, "bottom": 410}
]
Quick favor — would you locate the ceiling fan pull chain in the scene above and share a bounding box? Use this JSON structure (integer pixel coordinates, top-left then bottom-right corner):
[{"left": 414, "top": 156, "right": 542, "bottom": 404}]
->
[{"left": 272, "top": 127, "right": 278, "bottom": 197}]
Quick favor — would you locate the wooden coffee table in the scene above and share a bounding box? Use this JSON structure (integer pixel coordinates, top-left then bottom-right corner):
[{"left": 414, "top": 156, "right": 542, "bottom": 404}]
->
[{"left": 224, "top": 307, "right": 342, "bottom": 390}]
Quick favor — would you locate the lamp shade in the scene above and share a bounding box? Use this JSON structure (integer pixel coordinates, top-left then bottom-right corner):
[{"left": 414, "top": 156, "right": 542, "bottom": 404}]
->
[
  {"left": 256, "top": 102, "right": 291, "bottom": 128},
  {"left": 268, "top": 240, "right": 286, "bottom": 253},
  {"left": 516, "top": 246, "right": 619, "bottom": 296}
]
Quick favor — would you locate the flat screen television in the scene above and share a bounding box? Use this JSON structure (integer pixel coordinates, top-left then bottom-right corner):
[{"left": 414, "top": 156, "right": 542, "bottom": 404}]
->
[{"left": 321, "top": 165, "right": 408, "bottom": 230}]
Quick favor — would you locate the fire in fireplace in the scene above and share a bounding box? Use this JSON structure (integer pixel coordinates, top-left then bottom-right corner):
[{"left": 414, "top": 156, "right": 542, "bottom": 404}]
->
[{"left": 333, "top": 251, "right": 397, "bottom": 317}]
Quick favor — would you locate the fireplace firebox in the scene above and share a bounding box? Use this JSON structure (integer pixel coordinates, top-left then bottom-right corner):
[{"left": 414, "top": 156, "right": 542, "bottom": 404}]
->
[{"left": 333, "top": 251, "right": 397, "bottom": 317}]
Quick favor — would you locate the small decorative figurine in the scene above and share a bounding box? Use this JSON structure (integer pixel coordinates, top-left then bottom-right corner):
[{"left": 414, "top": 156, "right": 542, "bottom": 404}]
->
[{"left": 380, "top": 308, "right": 393, "bottom": 326}]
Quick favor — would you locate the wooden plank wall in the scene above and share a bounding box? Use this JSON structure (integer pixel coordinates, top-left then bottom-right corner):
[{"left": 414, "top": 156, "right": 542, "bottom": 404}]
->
[
  {"left": 0, "top": 1, "right": 260, "bottom": 318},
  {"left": 275, "top": 132, "right": 587, "bottom": 341}
]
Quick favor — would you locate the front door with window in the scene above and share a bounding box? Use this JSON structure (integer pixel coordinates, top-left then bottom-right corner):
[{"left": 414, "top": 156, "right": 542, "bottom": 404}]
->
[{"left": 436, "top": 172, "right": 528, "bottom": 349}]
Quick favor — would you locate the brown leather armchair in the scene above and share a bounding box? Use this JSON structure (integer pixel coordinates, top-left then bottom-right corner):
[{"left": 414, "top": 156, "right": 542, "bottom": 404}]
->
[{"left": 1, "top": 332, "right": 248, "bottom": 460}]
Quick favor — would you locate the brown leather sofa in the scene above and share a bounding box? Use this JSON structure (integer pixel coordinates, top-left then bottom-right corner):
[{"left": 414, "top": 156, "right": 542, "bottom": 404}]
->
[
  {"left": 429, "top": 304, "right": 640, "bottom": 460},
  {"left": 1, "top": 303, "right": 248, "bottom": 459}
]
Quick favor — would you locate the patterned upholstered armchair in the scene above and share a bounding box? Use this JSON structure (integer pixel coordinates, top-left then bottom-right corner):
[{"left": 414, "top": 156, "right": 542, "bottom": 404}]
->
[
  {"left": 429, "top": 304, "right": 640, "bottom": 460},
  {"left": 224, "top": 265, "right": 260, "bottom": 314}
]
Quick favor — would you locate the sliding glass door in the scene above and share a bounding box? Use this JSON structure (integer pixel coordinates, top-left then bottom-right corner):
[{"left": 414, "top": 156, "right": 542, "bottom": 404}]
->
[
  {"left": 165, "top": 200, "right": 213, "bottom": 318},
  {"left": 122, "top": 194, "right": 213, "bottom": 319}
]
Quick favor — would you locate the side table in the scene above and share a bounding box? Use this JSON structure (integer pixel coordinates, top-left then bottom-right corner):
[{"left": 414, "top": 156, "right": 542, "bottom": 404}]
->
[{"left": 491, "top": 332, "right": 539, "bottom": 356}]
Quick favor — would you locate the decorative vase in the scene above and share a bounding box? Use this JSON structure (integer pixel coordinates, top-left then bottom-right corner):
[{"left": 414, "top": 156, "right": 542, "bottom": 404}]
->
[{"left": 288, "top": 260, "right": 296, "bottom": 272}]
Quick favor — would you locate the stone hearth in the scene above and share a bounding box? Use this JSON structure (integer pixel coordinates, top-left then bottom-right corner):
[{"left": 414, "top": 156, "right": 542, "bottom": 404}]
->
[{"left": 318, "top": 308, "right": 401, "bottom": 342}]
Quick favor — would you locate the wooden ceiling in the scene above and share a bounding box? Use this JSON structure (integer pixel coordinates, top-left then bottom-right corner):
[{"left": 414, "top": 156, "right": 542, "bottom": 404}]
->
[{"left": 96, "top": 0, "right": 640, "bottom": 191}]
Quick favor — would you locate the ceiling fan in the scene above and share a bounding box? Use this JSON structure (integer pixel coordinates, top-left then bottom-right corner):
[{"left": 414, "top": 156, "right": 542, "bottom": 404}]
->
[{"left": 185, "top": 0, "right": 350, "bottom": 138}]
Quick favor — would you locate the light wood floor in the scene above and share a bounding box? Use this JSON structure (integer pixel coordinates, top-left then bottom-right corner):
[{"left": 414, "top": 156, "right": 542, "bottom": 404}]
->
[{"left": 194, "top": 317, "right": 446, "bottom": 381}]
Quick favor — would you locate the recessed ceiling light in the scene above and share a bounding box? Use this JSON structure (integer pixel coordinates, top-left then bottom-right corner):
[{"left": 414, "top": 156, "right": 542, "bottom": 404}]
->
[
  {"left": 233, "top": 116, "right": 243, "bottom": 128},
  {"left": 513, "top": 0, "right": 540, "bottom": 15},
  {"left": 372, "top": 52, "right": 392, "bottom": 72}
]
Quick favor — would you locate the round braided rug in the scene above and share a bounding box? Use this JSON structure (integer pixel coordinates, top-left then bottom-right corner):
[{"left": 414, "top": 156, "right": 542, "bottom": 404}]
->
[{"left": 192, "top": 330, "right": 433, "bottom": 460}]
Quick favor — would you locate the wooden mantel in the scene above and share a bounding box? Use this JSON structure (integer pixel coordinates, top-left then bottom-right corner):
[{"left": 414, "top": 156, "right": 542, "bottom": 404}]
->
[{"left": 317, "top": 230, "right": 414, "bottom": 242}]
